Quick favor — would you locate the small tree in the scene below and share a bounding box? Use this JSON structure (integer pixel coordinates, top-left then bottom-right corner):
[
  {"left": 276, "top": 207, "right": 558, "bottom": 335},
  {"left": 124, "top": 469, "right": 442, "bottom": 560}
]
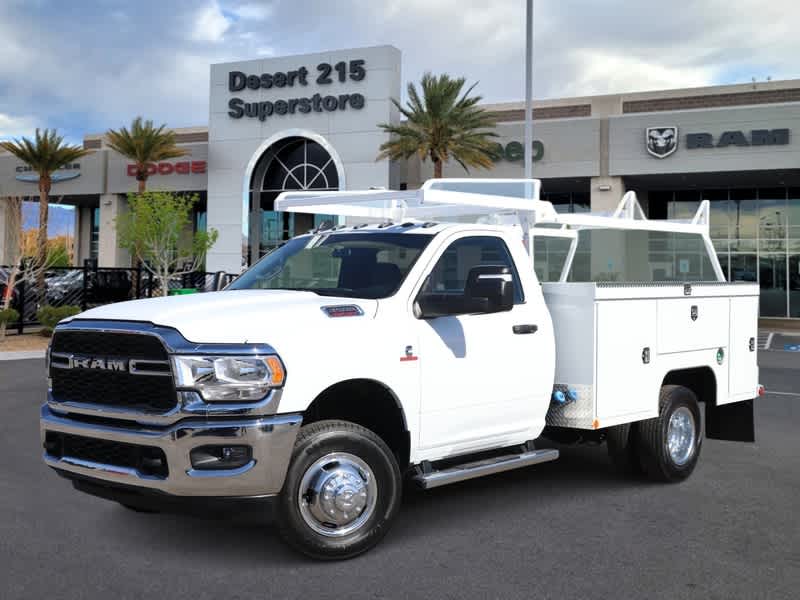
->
[
  {"left": 116, "top": 192, "right": 218, "bottom": 296},
  {"left": 1, "top": 196, "right": 69, "bottom": 339}
]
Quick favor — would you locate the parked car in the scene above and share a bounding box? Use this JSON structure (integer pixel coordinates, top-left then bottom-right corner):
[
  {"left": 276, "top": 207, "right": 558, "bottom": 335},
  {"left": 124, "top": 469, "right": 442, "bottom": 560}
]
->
[{"left": 44, "top": 270, "right": 85, "bottom": 305}]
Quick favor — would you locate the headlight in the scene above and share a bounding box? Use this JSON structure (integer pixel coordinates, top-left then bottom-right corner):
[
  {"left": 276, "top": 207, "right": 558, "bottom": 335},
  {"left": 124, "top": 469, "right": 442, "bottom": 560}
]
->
[{"left": 172, "top": 355, "right": 286, "bottom": 402}]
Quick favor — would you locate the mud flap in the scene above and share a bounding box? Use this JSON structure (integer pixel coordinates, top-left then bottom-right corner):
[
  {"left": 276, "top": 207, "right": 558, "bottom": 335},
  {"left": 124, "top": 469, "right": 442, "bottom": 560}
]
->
[{"left": 705, "top": 399, "right": 755, "bottom": 442}]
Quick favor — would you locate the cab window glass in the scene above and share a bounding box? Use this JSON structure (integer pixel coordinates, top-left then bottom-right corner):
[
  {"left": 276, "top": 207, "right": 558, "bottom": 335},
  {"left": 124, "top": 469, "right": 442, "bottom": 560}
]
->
[
  {"left": 422, "top": 236, "right": 524, "bottom": 303},
  {"left": 568, "top": 229, "right": 718, "bottom": 282}
]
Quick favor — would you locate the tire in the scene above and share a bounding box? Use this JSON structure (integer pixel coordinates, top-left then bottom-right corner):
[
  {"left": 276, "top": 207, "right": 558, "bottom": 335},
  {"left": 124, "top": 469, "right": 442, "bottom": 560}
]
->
[
  {"left": 275, "top": 420, "right": 402, "bottom": 560},
  {"left": 606, "top": 423, "right": 645, "bottom": 476},
  {"left": 118, "top": 503, "right": 160, "bottom": 513},
  {"left": 638, "top": 385, "right": 703, "bottom": 483}
]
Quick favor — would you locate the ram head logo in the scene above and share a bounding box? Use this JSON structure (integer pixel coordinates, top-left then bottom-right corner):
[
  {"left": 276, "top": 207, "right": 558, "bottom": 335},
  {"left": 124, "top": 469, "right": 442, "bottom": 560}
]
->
[{"left": 646, "top": 127, "right": 678, "bottom": 158}]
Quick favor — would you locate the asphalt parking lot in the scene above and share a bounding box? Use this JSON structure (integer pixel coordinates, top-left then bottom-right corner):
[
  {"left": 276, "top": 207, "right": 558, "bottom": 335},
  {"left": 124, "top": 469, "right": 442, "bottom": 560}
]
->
[{"left": 1, "top": 353, "right": 798, "bottom": 600}]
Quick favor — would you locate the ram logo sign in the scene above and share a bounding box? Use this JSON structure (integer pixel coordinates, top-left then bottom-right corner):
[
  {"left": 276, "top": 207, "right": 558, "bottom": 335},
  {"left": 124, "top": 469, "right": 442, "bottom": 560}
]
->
[
  {"left": 646, "top": 127, "right": 679, "bottom": 158},
  {"left": 68, "top": 356, "right": 128, "bottom": 372}
]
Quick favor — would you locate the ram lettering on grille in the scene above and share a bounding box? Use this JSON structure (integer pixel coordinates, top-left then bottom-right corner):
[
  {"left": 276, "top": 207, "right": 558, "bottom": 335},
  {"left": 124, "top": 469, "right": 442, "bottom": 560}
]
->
[{"left": 68, "top": 356, "right": 128, "bottom": 371}]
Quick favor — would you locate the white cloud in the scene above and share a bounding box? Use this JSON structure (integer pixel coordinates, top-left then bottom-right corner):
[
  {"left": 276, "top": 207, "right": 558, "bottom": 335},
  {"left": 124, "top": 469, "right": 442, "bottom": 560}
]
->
[
  {"left": 2, "top": 0, "right": 800, "bottom": 140},
  {"left": 190, "top": 2, "right": 231, "bottom": 42},
  {"left": 560, "top": 50, "right": 714, "bottom": 98},
  {"left": 232, "top": 2, "right": 272, "bottom": 20},
  {"left": 0, "top": 113, "right": 40, "bottom": 140}
]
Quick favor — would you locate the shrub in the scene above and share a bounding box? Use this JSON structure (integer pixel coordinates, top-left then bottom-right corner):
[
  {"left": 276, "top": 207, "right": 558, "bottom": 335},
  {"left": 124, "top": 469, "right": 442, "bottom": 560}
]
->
[
  {"left": 0, "top": 307, "right": 20, "bottom": 325},
  {"left": 37, "top": 305, "right": 81, "bottom": 337}
]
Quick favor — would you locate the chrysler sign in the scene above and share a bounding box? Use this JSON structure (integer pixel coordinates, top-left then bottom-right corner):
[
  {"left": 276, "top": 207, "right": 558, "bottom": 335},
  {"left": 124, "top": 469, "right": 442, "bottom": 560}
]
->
[
  {"left": 15, "top": 162, "right": 81, "bottom": 183},
  {"left": 646, "top": 127, "right": 790, "bottom": 158}
]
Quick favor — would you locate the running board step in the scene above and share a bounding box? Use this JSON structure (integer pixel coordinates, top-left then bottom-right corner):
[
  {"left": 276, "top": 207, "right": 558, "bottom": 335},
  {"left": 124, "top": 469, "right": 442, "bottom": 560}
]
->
[{"left": 413, "top": 448, "right": 559, "bottom": 490}]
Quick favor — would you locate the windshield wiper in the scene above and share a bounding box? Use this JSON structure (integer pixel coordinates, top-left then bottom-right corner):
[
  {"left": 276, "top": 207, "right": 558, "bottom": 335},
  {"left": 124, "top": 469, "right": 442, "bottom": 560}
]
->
[{"left": 262, "top": 287, "right": 323, "bottom": 295}]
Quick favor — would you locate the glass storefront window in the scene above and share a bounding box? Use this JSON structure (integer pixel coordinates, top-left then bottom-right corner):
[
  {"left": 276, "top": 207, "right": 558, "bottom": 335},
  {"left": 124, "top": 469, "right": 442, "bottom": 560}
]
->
[
  {"left": 540, "top": 190, "right": 591, "bottom": 214},
  {"left": 759, "top": 253, "right": 788, "bottom": 317},
  {"left": 788, "top": 189, "right": 800, "bottom": 318},
  {"left": 704, "top": 189, "right": 731, "bottom": 239},
  {"left": 668, "top": 190, "right": 700, "bottom": 220},
  {"left": 790, "top": 253, "right": 800, "bottom": 318},
  {"left": 656, "top": 186, "right": 799, "bottom": 318},
  {"left": 90, "top": 207, "right": 100, "bottom": 259},
  {"left": 729, "top": 189, "right": 758, "bottom": 241},
  {"left": 542, "top": 192, "right": 571, "bottom": 214},
  {"left": 787, "top": 188, "right": 800, "bottom": 229},
  {"left": 194, "top": 211, "right": 207, "bottom": 233},
  {"left": 730, "top": 254, "right": 758, "bottom": 283},
  {"left": 572, "top": 192, "right": 590, "bottom": 213},
  {"left": 758, "top": 188, "right": 787, "bottom": 240}
]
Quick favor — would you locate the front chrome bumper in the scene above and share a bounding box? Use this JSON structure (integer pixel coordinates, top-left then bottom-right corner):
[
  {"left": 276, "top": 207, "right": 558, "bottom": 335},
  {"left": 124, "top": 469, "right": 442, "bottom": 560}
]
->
[{"left": 41, "top": 405, "right": 302, "bottom": 497}]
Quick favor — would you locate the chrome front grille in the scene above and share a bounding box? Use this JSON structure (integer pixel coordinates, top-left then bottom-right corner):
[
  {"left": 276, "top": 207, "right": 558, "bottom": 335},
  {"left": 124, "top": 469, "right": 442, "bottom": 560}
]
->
[{"left": 49, "top": 330, "right": 177, "bottom": 413}]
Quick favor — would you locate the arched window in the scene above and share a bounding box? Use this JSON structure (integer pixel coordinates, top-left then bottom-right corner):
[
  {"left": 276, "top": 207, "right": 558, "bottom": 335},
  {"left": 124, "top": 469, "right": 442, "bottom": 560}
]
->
[{"left": 249, "top": 137, "right": 340, "bottom": 258}]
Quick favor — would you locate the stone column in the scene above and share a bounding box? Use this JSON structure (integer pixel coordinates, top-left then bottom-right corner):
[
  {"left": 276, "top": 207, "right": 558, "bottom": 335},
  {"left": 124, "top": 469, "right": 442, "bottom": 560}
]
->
[
  {"left": 590, "top": 176, "right": 626, "bottom": 213},
  {"left": 72, "top": 206, "right": 94, "bottom": 266},
  {"left": 97, "top": 194, "right": 131, "bottom": 268}
]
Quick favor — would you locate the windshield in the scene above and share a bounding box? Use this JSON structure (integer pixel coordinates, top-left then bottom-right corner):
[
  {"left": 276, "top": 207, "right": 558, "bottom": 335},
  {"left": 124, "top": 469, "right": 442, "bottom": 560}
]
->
[{"left": 228, "top": 232, "right": 434, "bottom": 299}]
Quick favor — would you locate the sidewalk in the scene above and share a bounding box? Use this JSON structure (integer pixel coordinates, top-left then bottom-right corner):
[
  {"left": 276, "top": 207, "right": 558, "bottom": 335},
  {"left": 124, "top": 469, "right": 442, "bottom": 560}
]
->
[
  {"left": 0, "top": 350, "right": 46, "bottom": 361},
  {"left": 0, "top": 334, "right": 48, "bottom": 361}
]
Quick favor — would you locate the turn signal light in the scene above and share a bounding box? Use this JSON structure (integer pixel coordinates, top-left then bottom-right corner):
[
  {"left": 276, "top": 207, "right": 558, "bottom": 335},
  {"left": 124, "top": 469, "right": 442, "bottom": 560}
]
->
[{"left": 265, "top": 355, "right": 285, "bottom": 386}]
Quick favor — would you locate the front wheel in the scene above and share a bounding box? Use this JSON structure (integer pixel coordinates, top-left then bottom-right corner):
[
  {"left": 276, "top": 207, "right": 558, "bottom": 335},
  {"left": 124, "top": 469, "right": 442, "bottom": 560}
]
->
[
  {"left": 275, "top": 420, "right": 402, "bottom": 560},
  {"left": 638, "top": 385, "right": 703, "bottom": 482}
]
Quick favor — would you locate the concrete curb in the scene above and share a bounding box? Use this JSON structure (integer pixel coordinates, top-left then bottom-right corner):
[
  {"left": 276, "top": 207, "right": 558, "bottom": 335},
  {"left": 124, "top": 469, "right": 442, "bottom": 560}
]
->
[{"left": 0, "top": 351, "right": 46, "bottom": 361}]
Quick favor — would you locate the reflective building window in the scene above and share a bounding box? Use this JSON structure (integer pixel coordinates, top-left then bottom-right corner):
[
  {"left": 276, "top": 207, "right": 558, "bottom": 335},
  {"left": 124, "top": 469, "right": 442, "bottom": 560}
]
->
[{"left": 651, "top": 186, "right": 796, "bottom": 318}]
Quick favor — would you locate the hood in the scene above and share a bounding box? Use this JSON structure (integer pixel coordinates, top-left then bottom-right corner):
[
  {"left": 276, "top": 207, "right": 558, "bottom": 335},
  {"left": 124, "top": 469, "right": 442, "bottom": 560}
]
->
[{"left": 71, "top": 290, "right": 378, "bottom": 344}]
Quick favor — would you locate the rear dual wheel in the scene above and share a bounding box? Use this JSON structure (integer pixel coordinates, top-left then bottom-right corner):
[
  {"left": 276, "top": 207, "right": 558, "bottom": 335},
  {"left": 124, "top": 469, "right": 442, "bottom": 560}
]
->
[{"left": 608, "top": 385, "right": 702, "bottom": 482}]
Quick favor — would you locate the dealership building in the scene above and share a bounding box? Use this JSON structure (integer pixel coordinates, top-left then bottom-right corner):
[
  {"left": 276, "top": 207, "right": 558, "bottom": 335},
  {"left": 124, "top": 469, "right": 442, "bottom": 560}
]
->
[{"left": 2, "top": 45, "right": 800, "bottom": 318}]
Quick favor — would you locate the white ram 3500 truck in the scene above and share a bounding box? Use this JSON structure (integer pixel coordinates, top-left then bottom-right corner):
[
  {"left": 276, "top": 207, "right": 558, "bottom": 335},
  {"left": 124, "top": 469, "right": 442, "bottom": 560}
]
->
[{"left": 40, "top": 179, "right": 761, "bottom": 559}]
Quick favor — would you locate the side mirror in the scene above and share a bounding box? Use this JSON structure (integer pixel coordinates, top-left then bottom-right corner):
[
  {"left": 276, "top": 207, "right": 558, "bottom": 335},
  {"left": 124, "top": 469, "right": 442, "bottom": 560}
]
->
[
  {"left": 464, "top": 265, "right": 514, "bottom": 313},
  {"left": 415, "top": 265, "right": 514, "bottom": 319}
]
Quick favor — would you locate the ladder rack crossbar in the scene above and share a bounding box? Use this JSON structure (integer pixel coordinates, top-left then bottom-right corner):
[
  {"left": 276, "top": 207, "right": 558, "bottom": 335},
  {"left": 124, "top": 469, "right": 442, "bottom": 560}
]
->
[{"left": 272, "top": 178, "right": 710, "bottom": 235}]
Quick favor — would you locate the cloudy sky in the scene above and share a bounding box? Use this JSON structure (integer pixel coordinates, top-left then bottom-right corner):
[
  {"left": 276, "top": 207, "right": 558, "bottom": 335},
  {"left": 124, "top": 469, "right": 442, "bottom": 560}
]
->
[{"left": 1, "top": 0, "right": 799, "bottom": 143}]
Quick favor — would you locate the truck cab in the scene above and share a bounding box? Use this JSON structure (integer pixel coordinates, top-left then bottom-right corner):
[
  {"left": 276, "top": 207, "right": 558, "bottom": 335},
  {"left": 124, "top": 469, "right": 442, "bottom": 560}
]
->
[{"left": 40, "top": 179, "right": 760, "bottom": 559}]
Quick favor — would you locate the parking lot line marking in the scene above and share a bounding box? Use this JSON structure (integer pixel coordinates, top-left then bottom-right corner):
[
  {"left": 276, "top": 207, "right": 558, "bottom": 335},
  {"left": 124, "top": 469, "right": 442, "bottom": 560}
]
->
[{"left": 766, "top": 332, "right": 774, "bottom": 350}]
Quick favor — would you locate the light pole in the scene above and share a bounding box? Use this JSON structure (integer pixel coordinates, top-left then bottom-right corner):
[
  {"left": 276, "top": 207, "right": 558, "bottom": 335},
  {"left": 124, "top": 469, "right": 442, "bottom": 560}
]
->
[{"left": 524, "top": 0, "right": 534, "bottom": 183}]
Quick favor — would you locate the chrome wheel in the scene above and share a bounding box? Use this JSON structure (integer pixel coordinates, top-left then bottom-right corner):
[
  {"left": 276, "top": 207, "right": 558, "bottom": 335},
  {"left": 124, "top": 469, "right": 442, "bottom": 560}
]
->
[
  {"left": 298, "top": 452, "right": 377, "bottom": 538},
  {"left": 667, "top": 406, "right": 696, "bottom": 466}
]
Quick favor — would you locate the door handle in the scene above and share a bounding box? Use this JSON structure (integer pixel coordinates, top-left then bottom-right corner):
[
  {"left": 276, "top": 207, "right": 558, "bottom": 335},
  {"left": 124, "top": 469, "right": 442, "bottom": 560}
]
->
[{"left": 512, "top": 324, "right": 538, "bottom": 335}]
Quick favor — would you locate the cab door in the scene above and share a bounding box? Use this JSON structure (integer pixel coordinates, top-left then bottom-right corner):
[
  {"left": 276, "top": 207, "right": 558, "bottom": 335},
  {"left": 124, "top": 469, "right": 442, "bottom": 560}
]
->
[{"left": 412, "top": 233, "right": 549, "bottom": 458}]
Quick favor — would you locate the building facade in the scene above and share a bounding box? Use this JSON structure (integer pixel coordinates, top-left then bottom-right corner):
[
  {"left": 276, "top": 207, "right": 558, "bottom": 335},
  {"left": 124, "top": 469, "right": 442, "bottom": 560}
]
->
[{"left": 2, "top": 45, "right": 800, "bottom": 317}]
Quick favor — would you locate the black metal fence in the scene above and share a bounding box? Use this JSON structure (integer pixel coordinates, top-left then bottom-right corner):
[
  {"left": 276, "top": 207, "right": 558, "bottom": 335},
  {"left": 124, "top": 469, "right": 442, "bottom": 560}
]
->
[{"left": 0, "top": 264, "right": 237, "bottom": 334}]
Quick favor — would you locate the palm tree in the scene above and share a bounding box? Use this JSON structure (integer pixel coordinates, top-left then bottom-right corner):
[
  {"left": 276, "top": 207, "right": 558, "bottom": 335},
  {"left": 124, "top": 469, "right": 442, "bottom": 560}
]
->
[
  {"left": 106, "top": 117, "right": 188, "bottom": 192},
  {"left": 0, "top": 129, "right": 91, "bottom": 290},
  {"left": 377, "top": 73, "right": 498, "bottom": 179}
]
